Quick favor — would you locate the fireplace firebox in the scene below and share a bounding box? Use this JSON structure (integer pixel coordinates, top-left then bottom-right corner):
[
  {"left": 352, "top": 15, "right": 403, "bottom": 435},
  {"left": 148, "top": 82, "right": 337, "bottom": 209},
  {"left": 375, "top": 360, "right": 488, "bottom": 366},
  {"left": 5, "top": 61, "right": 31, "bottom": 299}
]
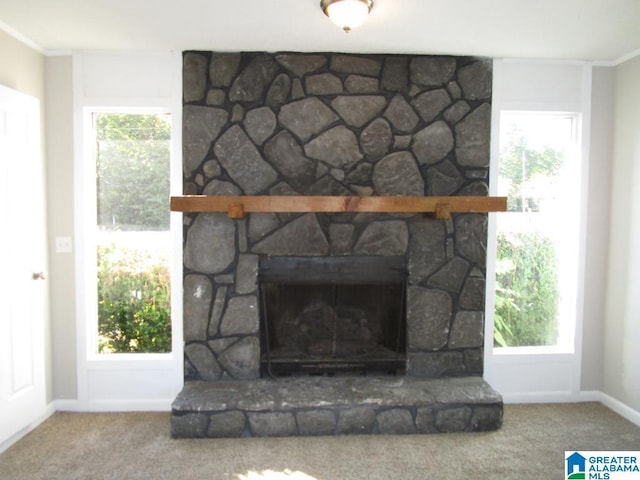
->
[{"left": 258, "top": 256, "right": 407, "bottom": 377}]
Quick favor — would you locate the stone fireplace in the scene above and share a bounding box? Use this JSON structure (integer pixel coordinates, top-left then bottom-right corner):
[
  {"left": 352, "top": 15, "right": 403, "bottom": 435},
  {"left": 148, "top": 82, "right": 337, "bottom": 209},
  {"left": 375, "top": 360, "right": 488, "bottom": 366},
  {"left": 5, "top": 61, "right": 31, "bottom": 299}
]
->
[{"left": 172, "top": 51, "right": 502, "bottom": 437}]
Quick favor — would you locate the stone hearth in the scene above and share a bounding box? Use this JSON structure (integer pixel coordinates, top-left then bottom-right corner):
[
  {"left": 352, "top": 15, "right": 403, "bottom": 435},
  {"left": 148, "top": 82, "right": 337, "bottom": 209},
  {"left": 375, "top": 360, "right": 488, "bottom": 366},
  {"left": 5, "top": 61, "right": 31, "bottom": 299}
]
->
[{"left": 172, "top": 51, "right": 502, "bottom": 437}]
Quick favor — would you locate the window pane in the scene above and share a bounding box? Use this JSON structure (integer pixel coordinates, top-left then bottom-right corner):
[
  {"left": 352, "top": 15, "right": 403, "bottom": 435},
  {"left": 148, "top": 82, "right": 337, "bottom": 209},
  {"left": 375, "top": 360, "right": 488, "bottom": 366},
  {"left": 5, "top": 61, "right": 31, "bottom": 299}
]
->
[
  {"left": 494, "top": 112, "right": 580, "bottom": 349},
  {"left": 94, "top": 112, "right": 172, "bottom": 353}
]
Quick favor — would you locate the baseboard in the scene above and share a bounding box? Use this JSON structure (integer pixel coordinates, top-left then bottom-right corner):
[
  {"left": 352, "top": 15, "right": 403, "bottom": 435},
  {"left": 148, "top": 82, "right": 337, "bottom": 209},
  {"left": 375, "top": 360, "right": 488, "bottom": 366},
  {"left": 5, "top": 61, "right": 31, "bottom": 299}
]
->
[
  {"left": 54, "top": 398, "right": 173, "bottom": 412},
  {"left": 587, "top": 391, "right": 640, "bottom": 427},
  {"left": 0, "top": 402, "right": 56, "bottom": 455},
  {"left": 501, "top": 390, "right": 576, "bottom": 404}
]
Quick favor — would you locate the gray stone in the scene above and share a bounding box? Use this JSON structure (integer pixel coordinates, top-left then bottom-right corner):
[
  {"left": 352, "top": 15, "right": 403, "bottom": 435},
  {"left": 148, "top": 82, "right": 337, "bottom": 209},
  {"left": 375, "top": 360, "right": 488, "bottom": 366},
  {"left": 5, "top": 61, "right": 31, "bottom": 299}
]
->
[
  {"left": 470, "top": 406, "right": 503, "bottom": 431},
  {"left": 171, "top": 413, "right": 208, "bottom": 438},
  {"left": 291, "top": 78, "right": 305, "bottom": 99},
  {"left": 454, "top": 214, "right": 487, "bottom": 267},
  {"left": 279, "top": 97, "right": 340, "bottom": 142},
  {"left": 308, "top": 172, "right": 351, "bottom": 196},
  {"left": 382, "top": 56, "right": 409, "bottom": 92},
  {"left": 352, "top": 185, "right": 374, "bottom": 196},
  {"left": 447, "top": 80, "right": 462, "bottom": 99},
  {"left": 465, "top": 348, "right": 484, "bottom": 375},
  {"left": 345, "top": 75, "right": 379, "bottom": 93},
  {"left": 220, "top": 296, "right": 259, "bottom": 336},
  {"left": 264, "top": 131, "right": 316, "bottom": 191},
  {"left": 407, "top": 287, "right": 451, "bottom": 351},
  {"left": 183, "top": 106, "right": 228, "bottom": 177},
  {"left": 345, "top": 162, "right": 372, "bottom": 185},
  {"left": 185, "top": 343, "right": 222, "bottom": 381},
  {"left": 218, "top": 336, "right": 260, "bottom": 380},
  {"left": 415, "top": 407, "right": 435, "bottom": 433},
  {"left": 434, "top": 377, "right": 503, "bottom": 404},
  {"left": 331, "top": 95, "right": 387, "bottom": 127},
  {"left": 435, "top": 407, "right": 472, "bottom": 433},
  {"left": 455, "top": 103, "right": 491, "bottom": 167},
  {"left": 458, "top": 181, "right": 489, "bottom": 196},
  {"left": 296, "top": 410, "right": 336, "bottom": 435},
  {"left": 377, "top": 409, "right": 416, "bottom": 434},
  {"left": 412, "top": 121, "right": 454, "bottom": 165},
  {"left": 207, "top": 285, "right": 228, "bottom": 337},
  {"left": 248, "top": 412, "right": 297, "bottom": 437},
  {"left": 460, "top": 277, "right": 485, "bottom": 310},
  {"left": 443, "top": 100, "right": 471, "bottom": 124},
  {"left": 394, "top": 135, "right": 412, "bottom": 149},
  {"left": 408, "top": 352, "right": 465, "bottom": 377},
  {"left": 373, "top": 152, "right": 424, "bottom": 196},
  {"left": 202, "top": 159, "right": 222, "bottom": 178},
  {"left": 229, "top": 54, "right": 279, "bottom": 102},
  {"left": 331, "top": 54, "right": 381, "bottom": 76},
  {"left": 306, "top": 73, "right": 343, "bottom": 95},
  {"left": 428, "top": 257, "right": 470, "bottom": 293},
  {"left": 184, "top": 214, "right": 235, "bottom": 274},
  {"left": 248, "top": 213, "right": 281, "bottom": 244},
  {"left": 210, "top": 53, "right": 241, "bottom": 87},
  {"left": 231, "top": 104, "right": 245, "bottom": 123},
  {"left": 183, "top": 274, "right": 213, "bottom": 342},
  {"left": 305, "top": 126, "right": 363, "bottom": 167},
  {"left": 202, "top": 179, "right": 241, "bottom": 196},
  {"left": 266, "top": 73, "right": 291, "bottom": 110},
  {"left": 236, "top": 254, "right": 258, "bottom": 295},
  {"left": 354, "top": 221, "right": 408, "bottom": 256},
  {"left": 408, "top": 218, "right": 447, "bottom": 281},
  {"left": 410, "top": 57, "right": 456, "bottom": 87},
  {"left": 214, "top": 125, "right": 278, "bottom": 194},
  {"left": 360, "top": 118, "right": 392, "bottom": 161},
  {"left": 208, "top": 337, "right": 237, "bottom": 355},
  {"left": 449, "top": 311, "right": 484, "bottom": 348},
  {"left": 244, "top": 107, "right": 277, "bottom": 146},
  {"left": 252, "top": 214, "right": 329, "bottom": 256},
  {"left": 206, "top": 89, "right": 226, "bottom": 106},
  {"left": 329, "top": 223, "right": 355, "bottom": 255},
  {"left": 412, "top": 89, "right": 452, "bottom": 122},
  {"left": 337, "top": 407, "right": 376, "bottom": 434},
  {"left": 183, "top": 52, "right": 208, "bottom": 102},
  {"left": 276, "top": 54, "right": 327, "bottom": 77},
  {"left": 330, "top": 168, "right": 345, "bottom": 181},
  {"left": 207, "top": 411, "right": 246, "bottom": 438},
  {"left": 426, "top": 160, "right": 464, "bottom": 196},
  {"left": 214, "top": 274, "right": 234, "bottom": 284},
  {"left": 458, "top": 60, "right": 492, "bottom": 100},
  {"left": 383, "top": 95, "right": 419, "bottom": 132},
  {"left": 465, "top": 169, "right": 488, "bottom": 180}
]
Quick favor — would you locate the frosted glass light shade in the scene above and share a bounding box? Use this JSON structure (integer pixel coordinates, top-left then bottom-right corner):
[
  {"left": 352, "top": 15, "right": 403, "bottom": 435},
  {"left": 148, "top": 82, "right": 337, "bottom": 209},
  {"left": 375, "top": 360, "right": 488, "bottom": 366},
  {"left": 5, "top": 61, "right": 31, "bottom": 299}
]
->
[{"left": 321, "top": 0, "right": 373, "bottom": 32}]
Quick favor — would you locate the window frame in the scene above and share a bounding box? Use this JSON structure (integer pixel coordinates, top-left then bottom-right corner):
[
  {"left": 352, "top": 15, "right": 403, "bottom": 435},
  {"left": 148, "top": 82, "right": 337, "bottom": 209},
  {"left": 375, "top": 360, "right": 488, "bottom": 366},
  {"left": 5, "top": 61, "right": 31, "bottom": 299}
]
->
[{"left": 483, "top": 59, "right": 592, "bottom": 402}]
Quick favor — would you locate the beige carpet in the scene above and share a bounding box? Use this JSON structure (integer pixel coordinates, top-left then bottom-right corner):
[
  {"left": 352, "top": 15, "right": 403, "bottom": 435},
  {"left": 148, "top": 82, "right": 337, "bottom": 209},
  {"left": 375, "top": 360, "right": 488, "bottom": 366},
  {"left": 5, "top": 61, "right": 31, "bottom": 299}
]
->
[{"left": 1, "top": 403, "right": 639, "bottom": 480}]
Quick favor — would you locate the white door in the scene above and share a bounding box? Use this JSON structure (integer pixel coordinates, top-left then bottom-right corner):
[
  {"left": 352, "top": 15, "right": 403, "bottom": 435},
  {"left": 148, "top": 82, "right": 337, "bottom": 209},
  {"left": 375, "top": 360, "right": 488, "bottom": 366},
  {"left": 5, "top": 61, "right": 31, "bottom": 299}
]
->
[{"left": 0, "top": 85, "right": 47, "bottom": 446}]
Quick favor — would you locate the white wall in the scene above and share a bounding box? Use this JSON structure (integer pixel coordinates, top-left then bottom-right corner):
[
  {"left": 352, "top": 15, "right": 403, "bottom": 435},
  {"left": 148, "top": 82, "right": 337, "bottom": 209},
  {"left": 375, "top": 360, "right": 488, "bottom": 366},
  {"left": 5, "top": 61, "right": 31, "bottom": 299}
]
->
[
  {"left": 603, "top": 55, "right": 640, "bottom": 412},
  {"left": 44, "top": 56, "right": 77, "bottom": 400}
]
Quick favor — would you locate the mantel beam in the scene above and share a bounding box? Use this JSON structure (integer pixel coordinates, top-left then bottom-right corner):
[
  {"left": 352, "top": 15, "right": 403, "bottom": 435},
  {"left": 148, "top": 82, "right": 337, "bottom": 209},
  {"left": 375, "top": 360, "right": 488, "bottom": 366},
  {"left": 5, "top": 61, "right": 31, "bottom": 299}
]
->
[{"left": 170, "top": 195, "right": 507, "bottom": 220}]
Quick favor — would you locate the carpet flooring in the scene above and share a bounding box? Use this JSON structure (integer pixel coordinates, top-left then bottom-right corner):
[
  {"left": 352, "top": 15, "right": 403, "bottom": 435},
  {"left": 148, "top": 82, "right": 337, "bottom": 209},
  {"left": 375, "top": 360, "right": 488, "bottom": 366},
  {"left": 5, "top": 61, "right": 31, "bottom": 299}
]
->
[{"left": 1, "top": 403, "right": 640, "bottom": 479}]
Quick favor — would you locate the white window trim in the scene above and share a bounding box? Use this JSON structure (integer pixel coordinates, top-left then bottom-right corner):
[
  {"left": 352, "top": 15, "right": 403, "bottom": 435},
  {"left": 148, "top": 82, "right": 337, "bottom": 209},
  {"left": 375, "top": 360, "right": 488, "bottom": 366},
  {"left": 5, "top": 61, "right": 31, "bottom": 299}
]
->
[
  {"left": 484, "top": 59, "right": 592, "bottom": 402},
  {"left": 72, "top": 52, "right": 183, "bottom": 411}
]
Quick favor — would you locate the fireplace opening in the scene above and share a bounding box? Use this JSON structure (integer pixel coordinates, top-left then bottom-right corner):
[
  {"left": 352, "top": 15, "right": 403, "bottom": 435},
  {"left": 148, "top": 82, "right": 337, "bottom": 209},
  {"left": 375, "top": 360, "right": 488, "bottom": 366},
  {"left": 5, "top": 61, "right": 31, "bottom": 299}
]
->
[{"left": 258, "top": 256, "right": 407, "bottom": 377}]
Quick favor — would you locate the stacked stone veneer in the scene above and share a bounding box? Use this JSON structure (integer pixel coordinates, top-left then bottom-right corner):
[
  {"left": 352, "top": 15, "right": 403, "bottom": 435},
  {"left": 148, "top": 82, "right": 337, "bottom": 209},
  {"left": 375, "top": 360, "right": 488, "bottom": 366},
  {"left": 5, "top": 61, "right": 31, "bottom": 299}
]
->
[{"left": 181, "top": 51, "right": 492, "bottom": 383}]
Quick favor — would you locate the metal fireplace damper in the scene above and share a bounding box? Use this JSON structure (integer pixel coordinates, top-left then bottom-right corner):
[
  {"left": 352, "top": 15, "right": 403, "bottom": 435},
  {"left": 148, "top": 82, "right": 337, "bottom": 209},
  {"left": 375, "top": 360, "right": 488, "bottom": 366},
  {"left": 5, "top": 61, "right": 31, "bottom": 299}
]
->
[{"left": 258, "top": 256, "right": 407, "bottom": 377}]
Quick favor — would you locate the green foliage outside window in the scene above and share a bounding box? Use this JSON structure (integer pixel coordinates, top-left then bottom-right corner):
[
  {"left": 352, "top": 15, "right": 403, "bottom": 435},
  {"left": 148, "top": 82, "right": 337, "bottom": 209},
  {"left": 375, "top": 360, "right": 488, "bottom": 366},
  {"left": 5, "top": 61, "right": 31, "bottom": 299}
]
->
[
  {"left": 95, "top": 113, "right": 172, "bottom": 354},
  {"left": 97, "top": 244, "right": 171, "bottom": 353}
]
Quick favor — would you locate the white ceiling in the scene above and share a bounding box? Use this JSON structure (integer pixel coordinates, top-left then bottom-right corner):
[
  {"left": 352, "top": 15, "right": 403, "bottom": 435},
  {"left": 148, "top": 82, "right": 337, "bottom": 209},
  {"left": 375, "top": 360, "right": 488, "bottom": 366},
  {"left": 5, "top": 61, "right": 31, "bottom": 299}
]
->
[{"left": 0, "top": 0, "right": 639, "bottom": 62}]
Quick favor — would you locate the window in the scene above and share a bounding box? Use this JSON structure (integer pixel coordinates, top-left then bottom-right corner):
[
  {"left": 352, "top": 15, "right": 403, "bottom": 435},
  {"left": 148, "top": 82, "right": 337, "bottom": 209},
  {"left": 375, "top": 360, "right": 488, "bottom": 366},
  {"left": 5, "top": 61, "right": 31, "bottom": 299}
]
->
[
  {"left": 493, "top": 112, "right": 581, "bottom": 351},
  {"left": 92, "top": 112, "right": 172, "bottom": 354}
]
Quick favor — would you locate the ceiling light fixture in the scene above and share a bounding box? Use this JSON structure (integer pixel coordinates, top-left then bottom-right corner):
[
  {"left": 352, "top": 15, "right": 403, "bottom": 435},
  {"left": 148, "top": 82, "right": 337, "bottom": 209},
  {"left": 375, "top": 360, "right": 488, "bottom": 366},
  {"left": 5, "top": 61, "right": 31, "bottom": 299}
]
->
[{"left": 321, "top": 0, "right": 374, "bottom": 33}]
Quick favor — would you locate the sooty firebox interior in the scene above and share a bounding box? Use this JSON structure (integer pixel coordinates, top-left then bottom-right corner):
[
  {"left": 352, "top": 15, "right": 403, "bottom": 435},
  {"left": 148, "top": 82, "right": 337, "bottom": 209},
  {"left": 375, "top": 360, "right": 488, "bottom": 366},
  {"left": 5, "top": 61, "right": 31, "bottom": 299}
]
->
[{"left": 258, "top": 256, "right": 407, "bottom": 377}]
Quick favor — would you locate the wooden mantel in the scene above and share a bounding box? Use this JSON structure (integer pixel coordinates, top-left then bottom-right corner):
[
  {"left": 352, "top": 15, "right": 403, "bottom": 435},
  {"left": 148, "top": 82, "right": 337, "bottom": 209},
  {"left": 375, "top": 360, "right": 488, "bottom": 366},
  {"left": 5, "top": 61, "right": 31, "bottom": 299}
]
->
[{"left": 170, "top": 195, "right": 507, "bottom": 220}]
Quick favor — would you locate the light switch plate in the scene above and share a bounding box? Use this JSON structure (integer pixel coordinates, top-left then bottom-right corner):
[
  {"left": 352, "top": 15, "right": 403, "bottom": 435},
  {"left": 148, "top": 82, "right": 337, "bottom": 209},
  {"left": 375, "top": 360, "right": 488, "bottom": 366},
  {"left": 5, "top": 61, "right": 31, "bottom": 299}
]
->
[{"left": 55, "top": 236, "right": 73, "bottom": 253}]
